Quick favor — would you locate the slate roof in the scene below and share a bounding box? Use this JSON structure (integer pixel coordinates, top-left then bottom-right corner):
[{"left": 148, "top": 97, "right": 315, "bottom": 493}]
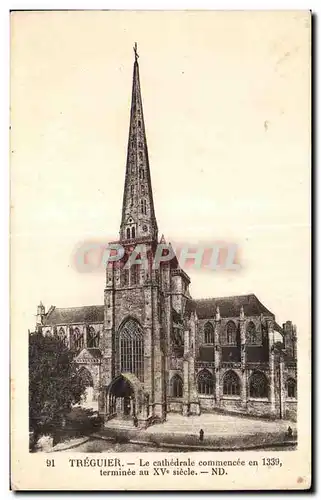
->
[
  {"left": 43, "top": 294, "right": 277, "bottom": 327},
  {"left": 43, "top": 305, "right": 104, "bottom": 326},
  {"left": 193, "top": 294, "right": 274, "bottom": 319}
]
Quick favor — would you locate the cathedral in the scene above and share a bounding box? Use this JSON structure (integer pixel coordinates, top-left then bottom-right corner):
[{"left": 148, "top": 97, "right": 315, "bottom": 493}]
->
[{"left": 34, "top": 48, "right": 297, "bottom": 426}]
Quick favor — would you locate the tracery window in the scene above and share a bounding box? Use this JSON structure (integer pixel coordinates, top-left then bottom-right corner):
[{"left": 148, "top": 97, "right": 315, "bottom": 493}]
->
[
  {"left": 223, "top": 370, "right": 240, "bottom": 396},
  {"left": 287, "top": 378, "right": 296, "bottom": 398},
  {"left": 170, "top": 374, "right": 183, "bottom": 398},
  {"left": 120, "top": 268, "right": 129, "bottom": 287},
  {"left": 130, "top": 265, "right": 139, "bottom": 285},
  {"left": 197, "top": 369, "right": 214, "bottom": 395},
  {"left": 204, "top": 322, "right": 214, "bottom": 344},
  {"left": 249, "top": 371, "right": 269, "bottom": 398},
  {"left": 73, "top": 327, "right": 84, "bottom": 350},
  {"left": 247, "top": 321, "right": 259, "bottom": 344},
  {"left": 58, "top": 327, "right": 67, "bottom": 345},
  {"left": 87, "top": 326, "right": 100, "bottom": 348},
  {"left": 119, "top": 319, "right": 144, "bottom": 381},
  {"left": 226, "top": 321, "right": 237, "bottom": 345}
]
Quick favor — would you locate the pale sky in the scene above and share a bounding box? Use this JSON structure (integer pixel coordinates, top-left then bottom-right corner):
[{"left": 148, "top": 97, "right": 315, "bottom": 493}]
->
[{"left": 11, "top": 11, "right": 310, "bottom": 336}]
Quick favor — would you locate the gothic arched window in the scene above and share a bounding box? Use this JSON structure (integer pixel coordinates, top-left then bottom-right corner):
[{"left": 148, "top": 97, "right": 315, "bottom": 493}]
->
[
  {"left": 223, "top": 370, "right": 240, "bottom": 396},
  {"left": 170, "top": 374, "right": 183, "bottom": 398},
  {"left": 87, "top": 327, "right": 99, "bottom": 348},
  {"left": 204, "top": 322, "right": 214, "bottom": 344},
  {"left": 249, "top": 371, "right": 269, "bottom": 398},
  {"left": 247, "top": 321, "right": 258, "bottom": 344},
  {"left": 119, "top": 319, "right": 144, "bottom": 381},
  {"left": 58, "top": 327, "right": 67, "bottom": 345},
  {"left": 197, "top": 369, "right": 214, "bottom": 395},
  {"left": 131, "top": 227, "right": 136, "bottom": 239},
  {"left": 126, "top": 228, "right": 130, "bottom": 239},
  {"left": 141, "top": 199, "right": 147, "bottom": 215},
  {"left": 287, "top": 378, "right": 297, "bottom": 398},
  {"left": 226, "top": 321, "right": 237, "bottom": 345},
  {"left": 121, "top": 268, "right": 129, "bottom": 287},
  {"left": 73, "top": 327, "right": 84, "bottom": 350},
  {"left": 130, "top": 265, "right": 139, "bottom": 285},
  {"left": 57, "top": 327, "right": 64, "bottom": 338},
  {"left": 139, "top": 168, "right": 145, "bottom": 180}
]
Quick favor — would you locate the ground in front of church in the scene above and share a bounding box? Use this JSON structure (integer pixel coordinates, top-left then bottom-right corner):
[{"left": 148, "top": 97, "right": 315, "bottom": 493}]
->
[{"left": 53, "top": 412, "right": 297, "bottom": 453}]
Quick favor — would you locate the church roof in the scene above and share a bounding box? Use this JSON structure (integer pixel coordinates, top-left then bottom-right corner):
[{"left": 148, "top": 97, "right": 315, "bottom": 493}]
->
[
  {"left": 43, "top": 305, "right": 104, "bottom": 326},
  {"left": 43, "top": 294, "right": 276, "bottom": 327},
  {"left": 193, "top": 294, "right": 274, "bottom": 319}
]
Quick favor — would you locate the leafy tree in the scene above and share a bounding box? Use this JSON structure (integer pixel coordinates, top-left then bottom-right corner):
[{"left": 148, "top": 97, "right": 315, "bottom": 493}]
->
[{"left": 29, "top": 332, "right": 87, "bottom": 443}]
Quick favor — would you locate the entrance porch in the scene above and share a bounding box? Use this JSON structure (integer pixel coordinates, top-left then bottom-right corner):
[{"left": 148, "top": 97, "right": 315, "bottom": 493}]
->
[{"left": 104, "top": 373, "right": 151, "bottom": 428}]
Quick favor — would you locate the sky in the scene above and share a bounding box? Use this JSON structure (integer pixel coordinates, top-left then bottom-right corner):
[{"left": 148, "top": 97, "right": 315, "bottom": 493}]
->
[{"left": 10, "top": 10, "right": 310, "bottom": 336}]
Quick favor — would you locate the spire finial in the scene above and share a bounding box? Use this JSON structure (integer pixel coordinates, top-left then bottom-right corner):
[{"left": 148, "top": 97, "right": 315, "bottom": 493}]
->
[{"left": 133, "top": 42, "right": 139, "bottom": 61}]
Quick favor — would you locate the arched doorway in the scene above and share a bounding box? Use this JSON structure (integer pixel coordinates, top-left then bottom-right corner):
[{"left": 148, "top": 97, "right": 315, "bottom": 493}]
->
[{"left": 108, "top": 375, "right": 136, "bottom": 418}]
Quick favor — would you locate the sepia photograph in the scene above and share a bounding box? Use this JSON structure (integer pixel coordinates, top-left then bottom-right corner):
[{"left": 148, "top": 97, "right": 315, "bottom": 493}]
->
[{"left": 10, "top": 10, "right": 311, "bottom": 490}]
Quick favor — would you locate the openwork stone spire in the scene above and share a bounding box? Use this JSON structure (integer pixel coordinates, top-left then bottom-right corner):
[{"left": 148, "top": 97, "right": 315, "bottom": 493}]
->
[{"left": 119, "top": 44, "right": 158, "bottom": 242}]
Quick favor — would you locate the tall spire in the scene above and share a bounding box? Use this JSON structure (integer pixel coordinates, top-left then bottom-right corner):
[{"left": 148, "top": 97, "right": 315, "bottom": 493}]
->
[{"left": 119, "top": 44, "right": 158, "bottom": 242}]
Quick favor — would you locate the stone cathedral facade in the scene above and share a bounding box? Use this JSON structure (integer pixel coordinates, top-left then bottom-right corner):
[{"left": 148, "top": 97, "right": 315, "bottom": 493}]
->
[{"left": 34, "top": 50, "right": 297, "bottom": 425}]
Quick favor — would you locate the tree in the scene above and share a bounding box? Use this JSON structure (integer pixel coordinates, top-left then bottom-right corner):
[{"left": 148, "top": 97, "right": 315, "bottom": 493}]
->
[{"left": 29, "top": 332, "right": 87, "bottom": 442}]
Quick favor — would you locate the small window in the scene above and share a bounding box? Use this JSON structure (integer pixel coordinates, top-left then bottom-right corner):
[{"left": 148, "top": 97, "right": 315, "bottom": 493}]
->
[
  {"left": 287, "top": 378, "right": 296, "bottom": 398},
  {"left": 131, "top": 227, "right": 135, "bottom": 239},
  {"left": 126, "top": 228, "right": 130, "bottom": 239},
  {"left": 247, "top": 321, "right": 259, "bottom": 344},
  {"left": 226, "top": 321, "right": 237, "bottom": 345},
  {"left": 141, "top": 199, "right": 147, "bottom": 214},
  {"left": 204, "top": 322, "right": 214, "bottom": 344},
  {"left": 130, "top": 265, "right": 139, "bottom": 285},
  {"left": 138, "top": 120, "right": 141, "bottom": 128}
]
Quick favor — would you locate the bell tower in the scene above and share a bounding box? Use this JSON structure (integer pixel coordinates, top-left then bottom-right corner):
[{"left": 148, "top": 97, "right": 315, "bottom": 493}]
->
[{"left": 101, "top": 45, "right": 166, "bottom": 425}]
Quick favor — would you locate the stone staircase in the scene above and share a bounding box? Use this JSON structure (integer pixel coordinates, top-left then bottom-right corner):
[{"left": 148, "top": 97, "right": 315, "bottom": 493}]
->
[{"left": 105, "top": 416, "right": 136, "bottom": 431}]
